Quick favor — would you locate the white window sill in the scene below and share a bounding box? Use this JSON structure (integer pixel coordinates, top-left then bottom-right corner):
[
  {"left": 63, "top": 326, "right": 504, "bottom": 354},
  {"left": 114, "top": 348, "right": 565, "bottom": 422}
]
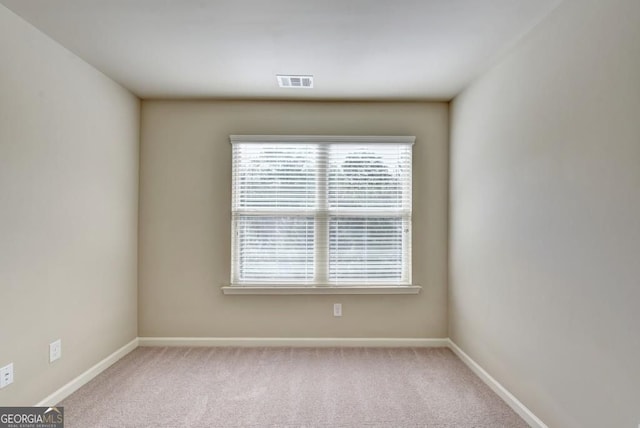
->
[{"left": 221, "top": 285, "right": 422, "bottom": 295}]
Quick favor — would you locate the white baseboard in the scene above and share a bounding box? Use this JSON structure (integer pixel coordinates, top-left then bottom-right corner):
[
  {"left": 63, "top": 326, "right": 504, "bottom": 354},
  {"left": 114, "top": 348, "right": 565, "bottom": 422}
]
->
[
  {"left": 138, "top": 336, "right": 449, "bottom": 348},
  {"left": 447, "top": 339, "right": 547, "bottom": 428},
  {"left": 35, "top": 338, "right": 139, "bottom": 407}
]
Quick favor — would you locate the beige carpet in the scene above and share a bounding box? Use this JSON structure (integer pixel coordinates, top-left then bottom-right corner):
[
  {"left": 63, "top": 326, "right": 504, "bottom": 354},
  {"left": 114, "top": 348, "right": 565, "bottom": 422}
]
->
[{"left": 60, "top": 347, "right": 528, "bottom": 427}]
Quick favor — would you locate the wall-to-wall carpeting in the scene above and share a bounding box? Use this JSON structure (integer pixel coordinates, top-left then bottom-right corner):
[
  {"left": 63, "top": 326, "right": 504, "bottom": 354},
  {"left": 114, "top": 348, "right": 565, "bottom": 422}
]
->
[{"left": 61, "top": 347, "right": 526, "bottom": 427}]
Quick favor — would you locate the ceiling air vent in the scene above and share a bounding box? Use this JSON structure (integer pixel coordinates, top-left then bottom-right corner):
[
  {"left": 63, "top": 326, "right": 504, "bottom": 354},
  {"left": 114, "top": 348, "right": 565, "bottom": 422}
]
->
[{"left": 277, "top": 75, "right": 314, "bottom": 89}]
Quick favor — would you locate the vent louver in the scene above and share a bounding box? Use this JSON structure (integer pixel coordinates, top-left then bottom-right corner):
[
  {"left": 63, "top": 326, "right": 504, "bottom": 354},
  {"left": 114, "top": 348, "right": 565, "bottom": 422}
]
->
[{"left": 277, "top": 75, "right": 314, "bottom": 89}]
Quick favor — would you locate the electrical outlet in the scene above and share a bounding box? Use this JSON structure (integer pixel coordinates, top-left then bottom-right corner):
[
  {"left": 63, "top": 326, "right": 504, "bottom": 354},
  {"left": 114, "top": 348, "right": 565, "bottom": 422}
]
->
[
  {"left": 50, "top": 339, "right": 62, "bottom": 363},
  {"left": 0, "top": 363, "right": 13, "bottom": 388},
  {"left": 333, "top": 303, "right": 342, "bottom": 317}
]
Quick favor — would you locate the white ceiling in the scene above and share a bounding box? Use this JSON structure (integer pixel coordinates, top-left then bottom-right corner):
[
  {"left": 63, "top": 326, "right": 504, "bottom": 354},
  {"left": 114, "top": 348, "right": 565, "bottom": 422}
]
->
[{"left": 1, "top": 0, "right": 562, "bottom": 100}]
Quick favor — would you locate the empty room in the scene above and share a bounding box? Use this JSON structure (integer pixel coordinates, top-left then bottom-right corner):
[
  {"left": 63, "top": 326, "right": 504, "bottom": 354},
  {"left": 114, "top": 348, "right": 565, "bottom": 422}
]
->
[{"left": 0, "top": 0, "right": 638, "bottom": 427}]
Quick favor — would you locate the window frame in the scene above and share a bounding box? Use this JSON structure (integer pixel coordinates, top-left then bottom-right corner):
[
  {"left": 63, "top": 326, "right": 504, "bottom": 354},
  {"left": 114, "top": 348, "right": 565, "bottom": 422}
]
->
[{"left": 223, "top": 135, "right": 420, "bottom": 295}]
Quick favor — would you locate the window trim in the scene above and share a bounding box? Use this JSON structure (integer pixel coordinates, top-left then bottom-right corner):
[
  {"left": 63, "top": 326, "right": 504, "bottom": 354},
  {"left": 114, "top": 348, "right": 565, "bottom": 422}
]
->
[
  {"left": 221, "top": 285, "right": 421, "bottom": 295},
  {"left": 227, "top": 135, "right": 419, "bottom": 295},
  {"left": 229, "top": 135, "right": 415, "bottom": 144}
]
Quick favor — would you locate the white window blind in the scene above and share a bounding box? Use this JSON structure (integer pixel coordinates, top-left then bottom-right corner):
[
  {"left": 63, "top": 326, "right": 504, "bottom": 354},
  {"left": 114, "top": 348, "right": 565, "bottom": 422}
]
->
[{"left": 231, "top": 135, "right": 413, "bottom": 287}]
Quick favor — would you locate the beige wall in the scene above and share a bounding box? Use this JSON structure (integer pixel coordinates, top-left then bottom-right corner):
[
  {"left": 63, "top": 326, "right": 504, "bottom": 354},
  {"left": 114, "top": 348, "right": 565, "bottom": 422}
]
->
[
  {"left": 0, "top": 6, "right": 139, "bottom": 405},
  {"left": 139, "top": 100, "right": 448, "bottom": 338},
  {"left": 450, "top": 0, "right": 640, "bottom": 427}
]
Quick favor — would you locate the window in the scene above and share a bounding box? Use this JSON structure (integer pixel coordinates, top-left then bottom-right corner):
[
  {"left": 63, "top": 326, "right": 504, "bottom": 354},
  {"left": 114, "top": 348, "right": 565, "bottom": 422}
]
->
[{"left": 229, "top": 135, "right": 415, "bottom": 293}]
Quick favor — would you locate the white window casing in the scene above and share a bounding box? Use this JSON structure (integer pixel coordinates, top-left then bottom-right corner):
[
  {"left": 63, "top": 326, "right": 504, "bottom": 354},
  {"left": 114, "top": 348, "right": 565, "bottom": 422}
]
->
[{"left": 227, "top": 135, "right": 418, "bottom": 294}]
